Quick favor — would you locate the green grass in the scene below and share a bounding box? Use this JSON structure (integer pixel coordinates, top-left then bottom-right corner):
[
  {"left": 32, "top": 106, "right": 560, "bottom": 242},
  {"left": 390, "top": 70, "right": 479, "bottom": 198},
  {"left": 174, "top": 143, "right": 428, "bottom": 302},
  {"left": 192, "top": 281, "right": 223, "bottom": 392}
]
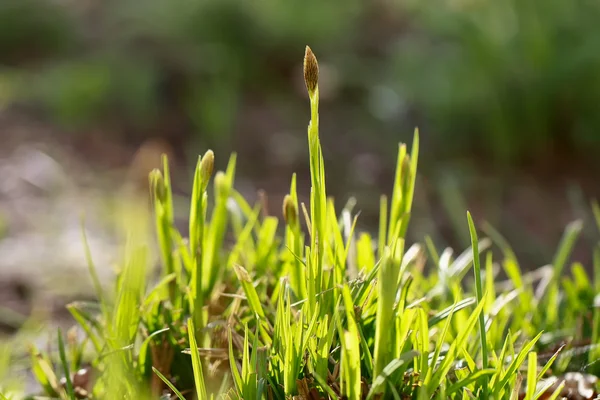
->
[{"left": 2, "top": 46, "right": 600, "bottom": 399}]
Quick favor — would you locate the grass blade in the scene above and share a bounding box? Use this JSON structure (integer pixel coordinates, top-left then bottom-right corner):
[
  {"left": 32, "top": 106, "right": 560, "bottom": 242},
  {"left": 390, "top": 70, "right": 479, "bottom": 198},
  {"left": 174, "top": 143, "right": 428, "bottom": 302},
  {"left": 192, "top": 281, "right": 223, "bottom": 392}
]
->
[
  {"left": 525, "top": 352, "right": 537, "bottom": 400},
  {"left": 57, "top": 328, "right": 75, "bottom": 400},
  {"left": 467, "top": 212, "right": 489, "bottom": 398},
  {"left": 446, "top": 369, "right": 496, "bottom": 395},
  {"left": 152, "top": 367, "right": 186, "bottom": 400},
  {"left": 187, "top": 318, "right": 208, "bottom": 400}
]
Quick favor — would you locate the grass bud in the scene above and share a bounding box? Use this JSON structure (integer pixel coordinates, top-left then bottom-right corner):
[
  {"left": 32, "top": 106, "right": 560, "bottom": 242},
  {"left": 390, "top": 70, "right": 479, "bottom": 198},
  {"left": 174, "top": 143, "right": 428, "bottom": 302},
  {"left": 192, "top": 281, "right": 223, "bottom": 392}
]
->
[
  {"left": 200, "top": 150, "right": 214, "bottom": 183},
  {"left": 282, "top": 194, "right": 298, "bottom": 228},
  {"left": 303, "top": 46, "right": 319, "bottom": 98}
]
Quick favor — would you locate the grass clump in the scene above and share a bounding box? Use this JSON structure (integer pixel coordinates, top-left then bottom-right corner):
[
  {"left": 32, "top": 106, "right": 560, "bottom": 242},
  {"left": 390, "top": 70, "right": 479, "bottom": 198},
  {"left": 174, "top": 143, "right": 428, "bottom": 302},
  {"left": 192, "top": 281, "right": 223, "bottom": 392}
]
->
[{"left": 4, "top": 47, "right": 600, "bottom": 400}]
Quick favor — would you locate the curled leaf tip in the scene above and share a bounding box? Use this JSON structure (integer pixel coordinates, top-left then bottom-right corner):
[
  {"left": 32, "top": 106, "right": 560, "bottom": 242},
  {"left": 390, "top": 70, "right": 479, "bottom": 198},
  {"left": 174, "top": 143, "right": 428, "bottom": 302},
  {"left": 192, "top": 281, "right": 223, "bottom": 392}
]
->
[
  {"left": 303, "top": 46, "right": 319, "bottom": 96},
  {"left": 149, "top": 168, "right": 166, "bottom": 202}
]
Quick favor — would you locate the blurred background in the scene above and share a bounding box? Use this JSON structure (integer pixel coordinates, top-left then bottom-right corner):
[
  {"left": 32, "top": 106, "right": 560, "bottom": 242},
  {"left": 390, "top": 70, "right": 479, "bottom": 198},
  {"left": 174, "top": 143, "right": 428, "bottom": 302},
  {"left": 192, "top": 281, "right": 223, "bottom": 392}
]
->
[{"left": 2, "top": 0, "right": 600, "bottom": 338}]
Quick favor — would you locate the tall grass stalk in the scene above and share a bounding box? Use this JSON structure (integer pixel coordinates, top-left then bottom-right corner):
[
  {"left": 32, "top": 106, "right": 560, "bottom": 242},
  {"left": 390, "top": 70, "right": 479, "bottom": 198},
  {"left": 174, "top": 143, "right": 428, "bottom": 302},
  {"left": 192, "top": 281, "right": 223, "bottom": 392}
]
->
[{"left": 467, "top": 212, "right": 489, "bottom": 398}]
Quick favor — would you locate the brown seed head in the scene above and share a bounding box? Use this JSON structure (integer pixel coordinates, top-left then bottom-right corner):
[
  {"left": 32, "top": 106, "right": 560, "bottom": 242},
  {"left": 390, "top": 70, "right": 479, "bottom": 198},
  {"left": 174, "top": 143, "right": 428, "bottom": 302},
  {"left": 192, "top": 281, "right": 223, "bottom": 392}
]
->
[
  {"left": 303, "top": 46, "right": 319, "bottom": 96},
  {"left": 282, "top": 194, "right": 298, "bottom": 228}
]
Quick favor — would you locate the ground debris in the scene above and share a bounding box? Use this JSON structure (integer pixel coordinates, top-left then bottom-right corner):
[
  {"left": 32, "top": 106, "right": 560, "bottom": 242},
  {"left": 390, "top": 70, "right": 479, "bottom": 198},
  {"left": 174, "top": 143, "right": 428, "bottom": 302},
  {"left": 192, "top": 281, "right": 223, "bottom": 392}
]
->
[{"left": 521, "top": 372, "right": 599, "bottom": 400}]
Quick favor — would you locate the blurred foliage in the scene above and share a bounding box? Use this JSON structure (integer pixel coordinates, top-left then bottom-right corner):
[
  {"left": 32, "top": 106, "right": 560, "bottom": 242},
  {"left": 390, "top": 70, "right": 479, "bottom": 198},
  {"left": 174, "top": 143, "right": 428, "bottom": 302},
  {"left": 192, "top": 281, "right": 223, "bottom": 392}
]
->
[
  {"left": 1, "top": 0, "right": 600, "bottom": 165},
  {"left": 393, "top": 0, "right": 600, "bottom": 165},
  {"left": 0, "top": 0, "right": 78, "bottom": 64},
  {"left": 1, "top": 0, "right": 364, "bottom": 146}
]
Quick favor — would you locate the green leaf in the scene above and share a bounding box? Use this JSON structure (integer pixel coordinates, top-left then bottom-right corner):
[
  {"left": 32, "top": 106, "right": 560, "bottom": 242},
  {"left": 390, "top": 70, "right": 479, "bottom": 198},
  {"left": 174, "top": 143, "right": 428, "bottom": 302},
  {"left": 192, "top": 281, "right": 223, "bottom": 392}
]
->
[
  {"left": 228, "top": 329, "right": 243, "bottom": 396},
  {"left": 536, "top": 345, "right": 564, "bottom": 381},
  {"left": 367, "top": 351, "right": 419, "bottom": 399},
  {"left": 428, "top": 297, "right": 476, "bottom": 327},
  {"left": 373, "top": 244, "right": 403, "bottom": 378},
  {"left": 493, "top": 331, "right": 543, "bottom": 397},
  {"left": 446, "top": 369, "right": 496, "bottom": 395},
  {"left": 233, "top": 265, "right": 266, "bottom": 320},
  {"left": 142, "top": 273, "right": 177, "bottom": 308},
  {"left": 467, "top": 211, "right": 489, "bottom": 397},
  {"left": 543, "top": 220, "right": 582, "bottom": 326},
  {"left": 29, "top": 345, "right": 59, "bottom": 396},
  {"left": 57, "top": 329, "right": 75, "bottom": 400},
  {"left": 152, "top": 367, "right": 186, "bottom": 400},
  {"left": 544, "top": 381, "right": 566, "bottom": 400},
  {"left": 80, "top": 218, "right": 106, "bottom": 315},
  {"left": 429, "top": 298, "right": 486, "bottom": 390},
  {"left": 187, "top": 318, "right": 208, "bottom": 399},
  {"left": 425, "top": 301, "right": 458, "bottom": 387},
  {"left": 341, "top": 285, "right": 361, "bottom": 400},
  {"left": 525, "top": 352, "right": 537, "bottom": 400},
  {"left": 66, "top": 303, "right": 103, "bottom": 353},
  {"left": 138, "top": 328, "right": 170, "bottom": 376}
]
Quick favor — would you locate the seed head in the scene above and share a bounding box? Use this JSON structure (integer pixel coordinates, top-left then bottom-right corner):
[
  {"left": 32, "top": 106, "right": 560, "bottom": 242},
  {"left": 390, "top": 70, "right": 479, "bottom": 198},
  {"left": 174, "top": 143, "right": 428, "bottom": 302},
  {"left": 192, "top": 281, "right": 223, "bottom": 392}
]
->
[
  {"left": 282, "top": 194, "right": 298, "bottom": 228},
  {"left": 303, "top": 46, "right": 319, "bottom": 97},
  {"left": 200, "top": 150, "right": 214, "bottom": 188}
]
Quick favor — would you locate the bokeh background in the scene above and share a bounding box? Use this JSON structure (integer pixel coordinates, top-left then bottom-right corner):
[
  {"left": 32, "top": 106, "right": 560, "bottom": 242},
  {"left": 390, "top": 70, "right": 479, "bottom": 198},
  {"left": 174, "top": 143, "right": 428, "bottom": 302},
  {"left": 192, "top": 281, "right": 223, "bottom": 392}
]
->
[{"left": 2, "top": 0, "right": 600, "bottom": 336}]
